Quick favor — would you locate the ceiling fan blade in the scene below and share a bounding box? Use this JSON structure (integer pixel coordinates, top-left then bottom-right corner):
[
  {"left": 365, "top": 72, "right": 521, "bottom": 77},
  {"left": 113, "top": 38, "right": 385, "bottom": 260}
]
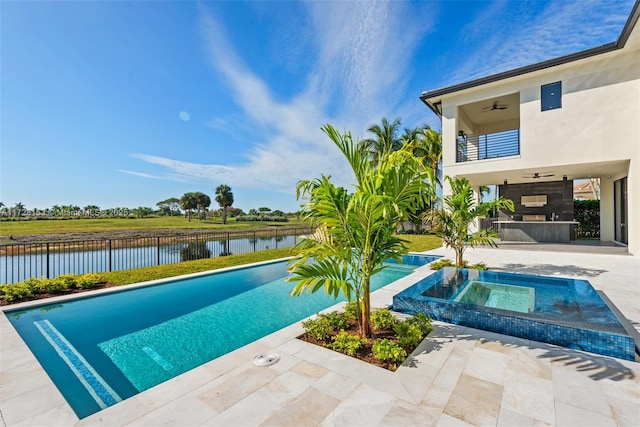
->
[{"left": 522, "top": 173, "right": 555, "bottom": 178}]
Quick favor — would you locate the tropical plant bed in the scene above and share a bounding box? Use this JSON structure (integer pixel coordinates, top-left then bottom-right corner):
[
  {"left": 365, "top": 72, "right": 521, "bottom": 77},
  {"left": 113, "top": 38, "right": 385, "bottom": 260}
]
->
[{"left": 297, "top": 305, "right": 432, "bottom": 372}]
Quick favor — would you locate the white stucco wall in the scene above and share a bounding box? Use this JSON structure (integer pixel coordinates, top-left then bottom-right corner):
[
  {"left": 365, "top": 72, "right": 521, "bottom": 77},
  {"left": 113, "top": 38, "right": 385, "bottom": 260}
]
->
[{"left": 433, "top": 32, "right": 640, "bottom": 255}]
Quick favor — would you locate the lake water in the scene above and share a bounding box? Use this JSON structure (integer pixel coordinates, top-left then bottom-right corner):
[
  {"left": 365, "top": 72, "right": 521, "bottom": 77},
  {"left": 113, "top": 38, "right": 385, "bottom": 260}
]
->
[{"left": 1, "top": 235, "right": 297, "bottom": 284}]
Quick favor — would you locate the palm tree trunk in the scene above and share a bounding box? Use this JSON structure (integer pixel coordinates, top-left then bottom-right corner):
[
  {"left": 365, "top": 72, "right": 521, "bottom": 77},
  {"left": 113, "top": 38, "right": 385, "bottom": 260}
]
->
[
  {"left": 456, "top": 247, "right": 464, "bottom": 267},
  {"left": 222, "top": 206, "right": 227, "bottom": 224},
  {"left": 360, "top": 274, "right": 372, "bottom": 338}
]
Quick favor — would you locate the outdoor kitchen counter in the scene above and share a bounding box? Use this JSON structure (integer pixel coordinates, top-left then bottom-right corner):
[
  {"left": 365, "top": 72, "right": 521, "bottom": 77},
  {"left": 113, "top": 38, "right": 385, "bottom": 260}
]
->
[{"left": 495, "top": 221, "right": 578, "bottom": 243}]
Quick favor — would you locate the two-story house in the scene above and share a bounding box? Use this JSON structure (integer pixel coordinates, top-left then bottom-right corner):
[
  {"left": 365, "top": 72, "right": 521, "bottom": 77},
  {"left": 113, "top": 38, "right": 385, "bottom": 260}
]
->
[{"left": 420, "top": 1, "right": 639, "bottom": 256}]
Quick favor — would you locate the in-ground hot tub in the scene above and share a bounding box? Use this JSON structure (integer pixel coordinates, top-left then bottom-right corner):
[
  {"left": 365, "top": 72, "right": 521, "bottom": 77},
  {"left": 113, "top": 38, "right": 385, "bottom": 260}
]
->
[{"left": 393, "top": 267, "right": 635, "bottom": 361}]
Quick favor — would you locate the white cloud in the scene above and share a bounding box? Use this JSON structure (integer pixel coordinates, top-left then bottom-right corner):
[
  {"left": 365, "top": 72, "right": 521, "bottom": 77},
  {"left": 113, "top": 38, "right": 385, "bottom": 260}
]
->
[
  {"left": 117, "top": 169, "right": 163, "bottom": 179},
  {"left": 447, "top": 1, "right": 631, "bottom": 84},
  {"left": 131, "top": 1, "right": 433, "bottom": 194}
]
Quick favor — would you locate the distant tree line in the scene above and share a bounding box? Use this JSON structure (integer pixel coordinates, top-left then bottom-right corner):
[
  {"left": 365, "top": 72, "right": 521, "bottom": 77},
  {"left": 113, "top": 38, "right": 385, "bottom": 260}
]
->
[
  {"left": 235, "top": 206, "right": 289, "bottom": 222},
  {"left": 0, "top": 185, "right": 298, "bottom": 223}
]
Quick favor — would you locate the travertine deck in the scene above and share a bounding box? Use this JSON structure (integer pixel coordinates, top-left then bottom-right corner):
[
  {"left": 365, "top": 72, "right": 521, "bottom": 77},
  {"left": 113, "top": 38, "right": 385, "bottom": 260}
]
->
[{"left": 1, "top": 247, "right": 639, "bottom": 426}]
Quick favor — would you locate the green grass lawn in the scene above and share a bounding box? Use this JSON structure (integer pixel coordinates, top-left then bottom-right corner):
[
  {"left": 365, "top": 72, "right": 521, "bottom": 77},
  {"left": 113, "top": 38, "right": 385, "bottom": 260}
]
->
[
  {"left": 0, "top": 216, "right": 307, "bottom": 236},
  {"left": 401, "top": 234, "right": 442, "bottom": 252},
  {"left": 101, "top": 248, "right": 297, "bottom": 286}
]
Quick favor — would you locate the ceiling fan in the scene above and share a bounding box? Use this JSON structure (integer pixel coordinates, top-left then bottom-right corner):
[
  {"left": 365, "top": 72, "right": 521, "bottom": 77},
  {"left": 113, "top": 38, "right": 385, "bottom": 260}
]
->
[
  {"left": 522, "top": 172, "right": 555, "bottom": 179},
  {"left": 482, "top": 101, "right": 508, "bottom": 112}
]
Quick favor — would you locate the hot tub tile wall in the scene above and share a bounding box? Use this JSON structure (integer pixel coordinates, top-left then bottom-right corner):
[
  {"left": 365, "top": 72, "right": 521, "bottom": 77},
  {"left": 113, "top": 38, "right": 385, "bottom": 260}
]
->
[{"left": 393, "top": 292, "right": 636, "bottom": 361}]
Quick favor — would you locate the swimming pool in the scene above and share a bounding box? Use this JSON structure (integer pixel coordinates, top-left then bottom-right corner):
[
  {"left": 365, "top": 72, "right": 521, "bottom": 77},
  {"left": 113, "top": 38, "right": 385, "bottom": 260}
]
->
[
  {"left": 5, "top": 254, "right": 438, "bottom": 418},
  {"left": 393, "top": 267, "right": 635, "bottom": 361}
]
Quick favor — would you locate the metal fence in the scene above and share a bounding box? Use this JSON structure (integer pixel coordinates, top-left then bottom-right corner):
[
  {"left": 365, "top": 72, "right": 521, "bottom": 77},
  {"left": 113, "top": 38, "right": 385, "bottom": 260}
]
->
[
  {"left": 0, "top": 227, "right": 313, "bottom": 284},
  {"left": 457, "top": 129, "right": 520, "bottom": 162},
  {"left": 479, "top": 217, "right": 499, "bottom": 233}
]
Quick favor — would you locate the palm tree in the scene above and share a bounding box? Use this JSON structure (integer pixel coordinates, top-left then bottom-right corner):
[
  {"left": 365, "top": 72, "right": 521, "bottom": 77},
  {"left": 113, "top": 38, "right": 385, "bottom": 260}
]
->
[
  {"left": 215, "top": 185, "right": 234, "bottom": 224},
  {"left": 427, "top": 176, "right": 513, "bottom": 267},
  {"left": 180, "top": 192, "right": 199, "bottom": 221},
  {"left": 194, "top": 192, "right": 211, "bottom": 220},
  {"left": 478, "top": 185, "right": 491, "bottom": 202},
  {"left": 359, "top": 117, "right": 403, "bottom": 164},
  {"left": 411, "top": 125, "right": 442, "bottom": 186},
  {"left": 13, "top": 202, "right": 25, "bottom": 217},
  {"left": 400, "top": 125, "right": 442, "bottom": 232},
  {"left": 288, "top": 124, "right": 432, "bottom": 338}
]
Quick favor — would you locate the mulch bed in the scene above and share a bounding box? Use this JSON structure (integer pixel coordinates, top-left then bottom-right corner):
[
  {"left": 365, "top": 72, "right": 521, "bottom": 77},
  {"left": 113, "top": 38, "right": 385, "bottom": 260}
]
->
[{"left": 297, "top": 318, "right": 417, "bottom": 371}]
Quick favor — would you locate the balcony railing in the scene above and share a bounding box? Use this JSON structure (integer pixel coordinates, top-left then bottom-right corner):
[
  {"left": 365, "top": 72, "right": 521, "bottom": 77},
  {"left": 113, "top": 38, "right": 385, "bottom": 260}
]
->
[{"left": 457, "top": 129, "right": 520, "bottom": 162}]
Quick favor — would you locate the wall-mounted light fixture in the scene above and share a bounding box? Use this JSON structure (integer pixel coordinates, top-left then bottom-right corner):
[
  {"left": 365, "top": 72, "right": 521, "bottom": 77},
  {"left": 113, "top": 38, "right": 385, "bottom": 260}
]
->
[{"left": 458, "top": 130, "right": 467, "bottom": 140}]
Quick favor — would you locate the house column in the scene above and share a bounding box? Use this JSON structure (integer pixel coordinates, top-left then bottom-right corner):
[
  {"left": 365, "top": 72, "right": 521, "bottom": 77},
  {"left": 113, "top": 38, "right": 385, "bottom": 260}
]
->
[
  {"left": 600, "top": 177, "right": 614, "bottom": 243},
  {"left": 627, "top": 165, "right": 638, "bottom": 255}
]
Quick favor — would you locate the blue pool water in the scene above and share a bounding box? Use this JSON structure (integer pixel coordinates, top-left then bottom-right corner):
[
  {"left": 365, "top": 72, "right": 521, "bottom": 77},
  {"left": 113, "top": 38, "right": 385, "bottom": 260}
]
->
[
  {"left": 6, "top": 254, "right": 438, "bottom": 418},
  {"left": 393, "top": 267, "right": 635, "bottom": 361}
]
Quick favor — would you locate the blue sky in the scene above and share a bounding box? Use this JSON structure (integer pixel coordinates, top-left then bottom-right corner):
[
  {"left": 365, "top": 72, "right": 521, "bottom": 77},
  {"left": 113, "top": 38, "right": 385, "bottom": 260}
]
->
[{"left": 1, "top": 0, "right": 633, "bottom": 213}]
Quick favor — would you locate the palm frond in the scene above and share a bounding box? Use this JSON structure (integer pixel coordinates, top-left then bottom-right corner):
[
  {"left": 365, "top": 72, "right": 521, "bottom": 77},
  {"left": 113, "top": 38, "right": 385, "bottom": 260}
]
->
[{"left": 288, "top": 258, "right": 351, "bottom": 299}]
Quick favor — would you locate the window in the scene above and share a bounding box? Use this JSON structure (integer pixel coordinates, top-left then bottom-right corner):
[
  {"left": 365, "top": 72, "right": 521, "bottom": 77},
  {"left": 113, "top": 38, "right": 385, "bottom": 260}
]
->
[{"left": 541, "top": 81, "right": 562, "bottom": 111}]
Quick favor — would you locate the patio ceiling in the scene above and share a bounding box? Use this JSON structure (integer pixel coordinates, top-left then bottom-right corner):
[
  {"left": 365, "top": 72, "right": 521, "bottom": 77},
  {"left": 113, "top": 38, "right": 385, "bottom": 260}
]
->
[
  {"left": 458, "top": 93, "right": 520, "bottom": 126},
  {"left": 456, "top": 159, "right": 629, "bottom": 187}
]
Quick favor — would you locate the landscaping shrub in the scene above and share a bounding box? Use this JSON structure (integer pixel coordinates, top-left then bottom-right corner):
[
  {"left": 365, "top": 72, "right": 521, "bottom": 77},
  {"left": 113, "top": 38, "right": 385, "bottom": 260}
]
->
[
  {"left": 75, "top": 274, "right": 104, "bottom": 289},
  {"left": 468, "top": 262, "right": 488, "bottom": 270},
  {"left": 406, "top": 313, "right": 433, "bottom": 336},
  {"left": 372, "top": 339, "right": 407, "bottom": 365},
  {"left": 323, "top": 311, "right": 348, "bottom": 331},
  {"left": 47, "top": 275, "right": 75, "bottom": 292},
  {"left": 298, "top": 307, "right": 435, "bottom": 371},
  {"left": 23, "top": 277, "right": 48, "bottom": 293},
  {"left": 430, "top": 258, "right": 488, "bottom": 270},
  {"left": 429, "top": 258, "right": 455, "bottom": 270},
  {"left": 370, "top": 308, "right": 399, "bottom": 330},
  {"left": 0, "top": 283, "right": 32, "bottom": 301},
  {"left": 331, "top": 331, "right": 366, "bottom": 356},
  {"left": 343, "top": 301, "right": 358, "bottom": 320},
  {"left": 393, "top": 321, "right": 424, "bottom": 349},
  {"left": 302, "top": 311, "right": 348, "bottom": 341},
  {"left": 302, "top": 315, "right": 333, "bottom": 341}
]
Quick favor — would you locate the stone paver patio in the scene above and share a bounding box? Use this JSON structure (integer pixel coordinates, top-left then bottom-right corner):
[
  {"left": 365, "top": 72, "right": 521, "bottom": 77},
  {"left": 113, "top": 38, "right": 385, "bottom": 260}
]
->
[{"left": 1, "top": 246, "right": 639, "bottom": 426}]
